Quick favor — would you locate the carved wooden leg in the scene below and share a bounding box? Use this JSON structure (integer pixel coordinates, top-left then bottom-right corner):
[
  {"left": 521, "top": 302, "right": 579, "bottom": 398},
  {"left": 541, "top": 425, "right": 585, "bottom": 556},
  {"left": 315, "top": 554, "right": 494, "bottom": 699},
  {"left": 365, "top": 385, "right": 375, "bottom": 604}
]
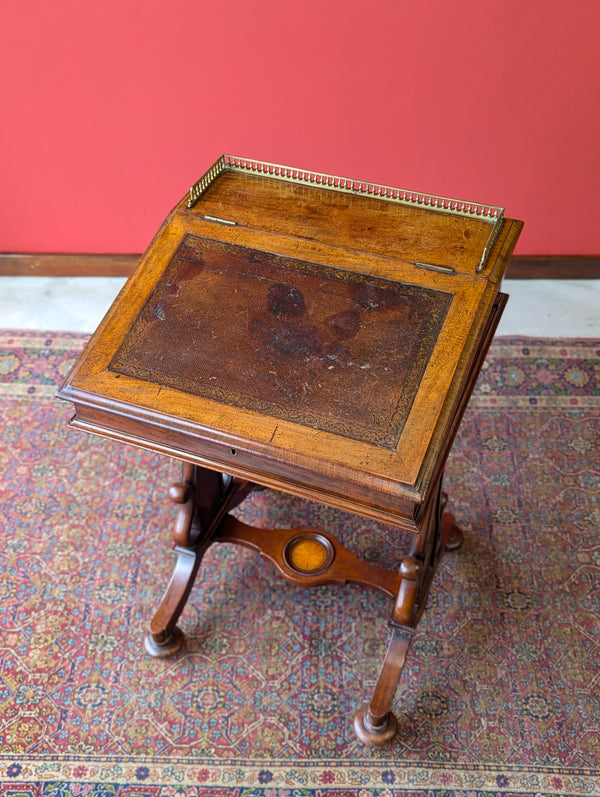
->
[
  {"left": 353, "top": 477, "right": 464, "bottom": 746},
  {"left": 144, "top": 462, "right": 199, "bottom": 657},
  {"left": 144, "top": 461, "right": 253, "bottom": 658},
  {"left": 353, "top": 557, "right": 420, "bottom": 745}
]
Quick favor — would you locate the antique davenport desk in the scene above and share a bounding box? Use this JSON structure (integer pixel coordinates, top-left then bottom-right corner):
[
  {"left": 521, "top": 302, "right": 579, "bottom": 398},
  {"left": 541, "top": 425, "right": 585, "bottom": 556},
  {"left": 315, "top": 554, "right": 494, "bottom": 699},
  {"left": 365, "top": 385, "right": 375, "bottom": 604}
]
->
[{"left": 57, "top": 156, "right": 522, "bottom": 746}]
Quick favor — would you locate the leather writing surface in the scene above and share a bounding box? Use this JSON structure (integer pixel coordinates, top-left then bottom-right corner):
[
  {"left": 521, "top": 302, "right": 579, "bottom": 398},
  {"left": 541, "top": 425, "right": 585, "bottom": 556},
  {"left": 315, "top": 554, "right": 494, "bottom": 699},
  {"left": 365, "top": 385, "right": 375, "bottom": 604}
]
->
[{"left": 109, "top": 235, "right": 452, "bottom": 449}]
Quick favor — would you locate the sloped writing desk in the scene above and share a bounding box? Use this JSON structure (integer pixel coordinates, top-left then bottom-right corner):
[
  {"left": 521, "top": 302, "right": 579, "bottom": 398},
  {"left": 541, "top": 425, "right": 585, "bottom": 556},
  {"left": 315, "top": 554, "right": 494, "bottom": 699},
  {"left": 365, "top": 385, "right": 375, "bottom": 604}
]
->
[{"left": 57, "top": 156, "right": 522, "bottom": 745}]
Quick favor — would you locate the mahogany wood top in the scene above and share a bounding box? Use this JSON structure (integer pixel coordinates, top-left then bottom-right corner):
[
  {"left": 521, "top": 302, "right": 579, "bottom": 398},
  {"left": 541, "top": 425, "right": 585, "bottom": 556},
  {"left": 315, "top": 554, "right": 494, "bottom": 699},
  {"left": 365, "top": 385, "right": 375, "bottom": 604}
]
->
[{"left": 57, "top": 158, "right": 522, "bottom": 530}]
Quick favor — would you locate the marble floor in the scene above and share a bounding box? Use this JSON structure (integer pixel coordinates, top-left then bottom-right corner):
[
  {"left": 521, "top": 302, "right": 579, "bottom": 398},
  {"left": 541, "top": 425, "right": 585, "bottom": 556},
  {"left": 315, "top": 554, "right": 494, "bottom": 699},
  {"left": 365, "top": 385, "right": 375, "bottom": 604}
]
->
[{"left": 0, "top": 277, "right": 599, "bottom": 337}]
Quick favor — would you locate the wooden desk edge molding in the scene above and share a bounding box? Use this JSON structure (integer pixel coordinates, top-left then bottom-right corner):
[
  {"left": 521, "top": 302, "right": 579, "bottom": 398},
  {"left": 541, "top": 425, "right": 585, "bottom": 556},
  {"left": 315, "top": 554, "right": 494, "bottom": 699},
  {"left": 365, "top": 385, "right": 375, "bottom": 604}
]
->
[{"left": 56, "top": 155, "right": 523, "bottom": 746}]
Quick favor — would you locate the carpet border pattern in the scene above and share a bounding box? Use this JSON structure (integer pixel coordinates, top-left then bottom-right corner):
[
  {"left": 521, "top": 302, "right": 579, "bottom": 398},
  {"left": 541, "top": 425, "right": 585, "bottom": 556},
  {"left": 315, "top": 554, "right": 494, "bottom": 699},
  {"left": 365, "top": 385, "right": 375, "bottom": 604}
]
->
[{"left": 2, "top": 756, "right": 600, "bottom": 796}]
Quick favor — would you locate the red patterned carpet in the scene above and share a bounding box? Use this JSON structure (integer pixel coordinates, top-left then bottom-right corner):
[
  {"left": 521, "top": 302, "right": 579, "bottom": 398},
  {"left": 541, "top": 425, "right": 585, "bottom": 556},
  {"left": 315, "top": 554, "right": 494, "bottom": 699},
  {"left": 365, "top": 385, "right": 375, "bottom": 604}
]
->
[{"left": 0, "top": 329, "right": 599, "bottom": 796}]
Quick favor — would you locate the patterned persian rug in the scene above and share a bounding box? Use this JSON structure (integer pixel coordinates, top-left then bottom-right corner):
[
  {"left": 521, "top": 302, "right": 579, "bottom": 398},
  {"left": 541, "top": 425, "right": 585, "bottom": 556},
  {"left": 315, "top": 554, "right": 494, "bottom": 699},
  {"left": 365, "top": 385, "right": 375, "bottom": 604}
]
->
[{"left": 1, "top": 329, "right": 599, "bottom": 796}]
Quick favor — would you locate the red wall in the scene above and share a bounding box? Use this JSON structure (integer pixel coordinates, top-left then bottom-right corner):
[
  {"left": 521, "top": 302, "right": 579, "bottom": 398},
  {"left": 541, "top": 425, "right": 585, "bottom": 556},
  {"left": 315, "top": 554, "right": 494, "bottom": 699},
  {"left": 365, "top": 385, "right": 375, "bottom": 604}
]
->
[{"left": 2, "top": 0, "right": 599, "bottom": 255}]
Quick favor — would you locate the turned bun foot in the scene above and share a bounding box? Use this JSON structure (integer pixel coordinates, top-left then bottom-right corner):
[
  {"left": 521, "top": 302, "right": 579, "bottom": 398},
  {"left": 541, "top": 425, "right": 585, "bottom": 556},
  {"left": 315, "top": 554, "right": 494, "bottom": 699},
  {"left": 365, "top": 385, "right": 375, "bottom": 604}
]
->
[
  {"left": 445, "top": 523, "right": 464, "bottom": 551},
  {"left": 352, "top": 705, "right": 398, "bottom": 746},
  {"left": 442, "top": 510, "right": 464, "bottom": 552},
  {"left": 144, "top": 626, "right": 185, "bottom": 658}
]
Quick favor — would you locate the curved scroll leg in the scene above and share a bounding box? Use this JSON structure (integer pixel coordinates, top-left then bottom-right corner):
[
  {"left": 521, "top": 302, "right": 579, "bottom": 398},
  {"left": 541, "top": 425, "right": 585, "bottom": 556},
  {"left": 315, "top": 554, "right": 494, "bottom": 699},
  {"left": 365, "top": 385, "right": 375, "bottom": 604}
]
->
[
  {"left": 353, "top": 557, "right": 420, "bottom": 746},
  {"left": 354, "top": 482, "right": 464, "bottom": 746},
  {"left": 145, "top": 463, "right": 255, "bottom": 659},
  {"left": 144, "top": 466, "right": 198, "bottom": 658},
  {"left": 144, "top": 548, "right": 198, "bottom": 658},
  {"left": 353, "top": 627, "right": 409, "bottom": 745}
]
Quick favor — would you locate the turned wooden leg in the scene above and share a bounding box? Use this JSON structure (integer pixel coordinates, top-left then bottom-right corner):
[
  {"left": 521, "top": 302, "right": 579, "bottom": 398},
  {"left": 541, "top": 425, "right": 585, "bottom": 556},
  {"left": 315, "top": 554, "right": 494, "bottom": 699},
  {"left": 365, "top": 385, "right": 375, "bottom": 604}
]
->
[
  {"left": 144, "top": 463, "right": 199, "bottom": 657},
  {"left": 353, "top": 556, "right": 420, "bottom": 746},
  {"left": 145, "top": 462, "right": 253, "bottom": 658},
  {"left": 354, "top": 479, "right": 464, "bottom": 746},
  {"left": 353, "top": 628, "right": 411, "bottom": 745}
]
